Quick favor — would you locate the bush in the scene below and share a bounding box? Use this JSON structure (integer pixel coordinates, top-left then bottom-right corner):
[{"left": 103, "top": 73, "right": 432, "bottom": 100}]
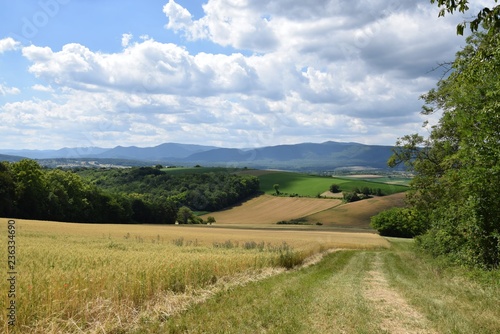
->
[
  {"left": 370, "top": 207, "right": 429, "bottom": 238},
  {"left": 343, "top": 191, "right": 360, "bottom": 203},
  {"left": 329, "top": 184, "right": 341, "bottom": 193}
]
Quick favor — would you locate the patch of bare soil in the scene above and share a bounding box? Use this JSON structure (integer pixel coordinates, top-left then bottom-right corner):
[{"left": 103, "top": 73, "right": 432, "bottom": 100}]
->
[{"left": 364, "top": 254, "right": 437, "bottom": 334}]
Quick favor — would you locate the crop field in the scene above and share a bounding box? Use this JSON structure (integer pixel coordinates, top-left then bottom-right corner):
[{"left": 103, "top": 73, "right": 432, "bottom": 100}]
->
[
  {"left": 200, "top": 191, "right": 405, "bottom": 229},
  {"left": 339, "top": 174, "right": 413, "bottom": 186},
  {"left": 161, "top": 166, "right": 238, "bottom": 174},
  {"left": 254, "top": 171, "right": 408, "bottom": 196},
  {"left": 0, "top": 218, "right": 388, "bottom": 333},
  {"left": 304, "top": 192, "right": 407, "bottom": 229},
  {"left": 201, "top": 194, "right": 343, "bottom": 225}
]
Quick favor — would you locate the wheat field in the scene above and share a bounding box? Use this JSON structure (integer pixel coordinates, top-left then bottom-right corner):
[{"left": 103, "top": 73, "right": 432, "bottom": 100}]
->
[{"left": 0, "top": 218, "right": 388, "bottom": 333}]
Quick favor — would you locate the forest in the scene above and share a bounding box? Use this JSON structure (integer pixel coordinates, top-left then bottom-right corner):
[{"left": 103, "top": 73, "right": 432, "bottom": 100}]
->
[{"left": 0, "top": 160, "right": 259, "bottom": 224}]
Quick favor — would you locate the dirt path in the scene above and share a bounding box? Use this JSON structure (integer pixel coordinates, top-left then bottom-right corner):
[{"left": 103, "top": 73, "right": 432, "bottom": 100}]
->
[{"left": 364, "top": 253, "right": 437, "bottom": 334}]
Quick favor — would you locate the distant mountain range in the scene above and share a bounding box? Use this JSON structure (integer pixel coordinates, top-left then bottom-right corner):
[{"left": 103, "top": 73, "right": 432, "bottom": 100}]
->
[{"left": 0, "top": 141, "right": 399, "bottom": 171}]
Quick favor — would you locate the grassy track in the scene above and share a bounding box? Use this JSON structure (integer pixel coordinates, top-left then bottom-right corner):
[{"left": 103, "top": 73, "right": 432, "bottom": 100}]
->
[
  {"left": 157, "top": 239, "right": 500, "bottom": 334},
  {"left": 161, "top": 251, "right": 380, "bottom": 333}
]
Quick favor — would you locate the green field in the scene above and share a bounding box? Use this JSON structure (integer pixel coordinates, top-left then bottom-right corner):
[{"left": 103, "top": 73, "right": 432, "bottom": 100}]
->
[
  {"left": 256, "top": 171, "right": 408, "bottom": 197},
  {"left": 161, "top": 166, "right": 242, "bottom": 174}
]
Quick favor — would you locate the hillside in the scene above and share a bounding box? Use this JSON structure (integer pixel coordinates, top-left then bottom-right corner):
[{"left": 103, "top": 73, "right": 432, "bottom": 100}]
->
[
  {"left": 200, "top": 195, "right": 343, "bottom": 226},
  {"left": 0, "top": 141, "right": 400, "bottom": 171},
  {"left": 200, "top": 192, "right": 405, "bottom": 230},
  {"left": 303, "top": 192, "right": 406, "bottom": 229},
  {"left": 0, "top": 153, "right": 25, "bottom": 162}
]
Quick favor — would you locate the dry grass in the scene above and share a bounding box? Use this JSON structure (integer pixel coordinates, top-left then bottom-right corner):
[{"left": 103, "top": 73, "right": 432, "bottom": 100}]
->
[
  {"left": 200, "top": 194, "right": 342, "bottom": 225},
  {"left": 0, "top": 218, "right": 388, "bottom": 333},
  {"left": 304, "top": 192, "right": 406, "bottom": 229}
]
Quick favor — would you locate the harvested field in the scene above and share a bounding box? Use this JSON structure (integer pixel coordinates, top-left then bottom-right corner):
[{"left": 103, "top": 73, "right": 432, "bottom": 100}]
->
[
  {"left": 200, "top": 194, "right": 342, "bottom": 225},
  {"left": 304, "top": 192, "right": 406, "bottom": 229}
]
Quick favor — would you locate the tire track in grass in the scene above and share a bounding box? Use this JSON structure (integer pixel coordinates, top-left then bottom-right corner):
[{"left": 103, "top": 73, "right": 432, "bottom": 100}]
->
[
  {"left": 363, "top": 253, "right": 437, "bottom": 334},
  {"left": 163, "top": 251, "right": 383, "bottom": 334},
  {"left": 306, "top": 251, "right": 379, "bottom": 333}
]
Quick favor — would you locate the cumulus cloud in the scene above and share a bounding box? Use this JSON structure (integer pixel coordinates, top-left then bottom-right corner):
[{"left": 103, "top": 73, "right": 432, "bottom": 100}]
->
[
  {"left": 0, "top": 37, "right": 20, "bottom": 53},
  {"left": 21, "top": 39, "right": 268, "bottom": 96},
  {"left": 32, "top": 84, "right": 54, "bottom": 92},
  {"left": 1, "top": 0, "right": 475, "bottom": 149},
  {"left": 121, "top": 33, "right": 133, "bottom": 48},
  {"left": 163, "top": 0, "right": 279, "bottom": 52},
  {"left": 0, "top": 84, "right": 21, "bottom": 96}
]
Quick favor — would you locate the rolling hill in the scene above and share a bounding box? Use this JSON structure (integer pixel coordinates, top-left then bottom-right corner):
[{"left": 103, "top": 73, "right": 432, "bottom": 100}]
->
[{"left": 0, "top": 141, "right": 400, "bottom": 171}]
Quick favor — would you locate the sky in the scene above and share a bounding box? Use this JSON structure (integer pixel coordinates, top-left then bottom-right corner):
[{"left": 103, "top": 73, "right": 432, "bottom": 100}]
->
[{"left": 0, "top": 0, "right": 480, "bottom": 150}]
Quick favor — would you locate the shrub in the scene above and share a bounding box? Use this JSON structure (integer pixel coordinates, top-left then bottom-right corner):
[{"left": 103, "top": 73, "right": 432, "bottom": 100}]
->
[
  {"left": 370, "top": 207, "right": 429, "bottom": 238},
  {"left": 343, "top": 191, "right": 360, "bottom": 203},
  {"left": 329, "top": 184, "right": 341, "bottom": 193}
]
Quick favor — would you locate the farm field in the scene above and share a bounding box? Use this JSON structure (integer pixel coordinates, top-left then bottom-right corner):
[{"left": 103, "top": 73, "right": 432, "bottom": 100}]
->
[
  {"left": 252, "top": 170, "right": 408, "bottom": 196},
  {"left": 339, "top": 174, "right": 413, "bottom": 186},
  {"left": 200, "top": 194, "right": 343, "bottom": 225},
  {"left": 0, "top": 218, "right": 388, "bottom": 333},
  {"left": 304, "top": 192, "right": 407, "bottom": 229},
  {"left": 200, "top": 192, "right": 405, "bottom": 230}
]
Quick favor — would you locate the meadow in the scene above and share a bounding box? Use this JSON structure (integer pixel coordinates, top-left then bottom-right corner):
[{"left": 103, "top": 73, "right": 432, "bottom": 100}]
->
[{"left": 0, "top": 219, "right": 388, "bottom": 333}]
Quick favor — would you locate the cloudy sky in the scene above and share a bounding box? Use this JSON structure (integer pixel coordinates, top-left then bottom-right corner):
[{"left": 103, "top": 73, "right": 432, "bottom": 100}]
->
[{"left": 0, "top": 0, "right": 477, "bottom": 150}]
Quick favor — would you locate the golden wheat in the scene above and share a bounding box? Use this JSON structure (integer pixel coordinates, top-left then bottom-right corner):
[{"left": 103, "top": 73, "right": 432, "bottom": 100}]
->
[{"left": 0, "top": 219, "right": 388, "bottom": 333}]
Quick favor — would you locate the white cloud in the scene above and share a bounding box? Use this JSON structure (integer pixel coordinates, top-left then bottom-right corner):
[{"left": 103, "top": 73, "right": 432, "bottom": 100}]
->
[
  {"left": 1, "top": 0, "right": 473, "bottom": 149},
  {"left": 0, "top": 37, "right": 20, "bottom": 53},
  {"left": 164, "top": 0, "right": 279, "bottom": 52},
  {"left": 0, "top": 84, "right": 21, "bottom": 95},
  {"left": 32, "top": 84, "right": 54, "bottom": 92},
  {"left": 121, "top": 33, "right": 133, "bottom": 48}
]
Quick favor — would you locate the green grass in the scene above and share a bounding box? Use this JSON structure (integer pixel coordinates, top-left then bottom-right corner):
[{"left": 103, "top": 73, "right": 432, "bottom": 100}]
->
[
  {"left": 258, "top": 171, "right": 408, "bottom": 197},
  {"left": 137, "top": 239, "right": 500, "bottom": 333},
  {"left": 160, "top": 251, "right": 379, "bottom": 334},
  {"left": 381, "top": 239, "right": 500, "bottom": 333}
]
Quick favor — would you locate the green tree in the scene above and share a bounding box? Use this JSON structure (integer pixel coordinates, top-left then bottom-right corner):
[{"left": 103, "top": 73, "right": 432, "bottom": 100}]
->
[
  {"left": 390, "top": 32, "right": 500, "bottom": 268},
  {"left": 45, "top": 169, "right": 90, "bottom": 221},
  {"left": 430, "top": 0, "right": 500, "bottom": 34},
  {"left": 11, "top": 159, "right": 49, "bottom": 218},
  {"left": 371, "top": 207, "right": 429, "bottom": 238},
  {"left": 329, "top": 184, "right": 341, "bottom": 193},
  {"left": 0, "top": 162, "right": 15, "bottom": 216},
  {"left": 207, "top": 216, "right": 216, "bottom": 225},
  {"left": 177, "top": 206, "right": 194, "bottom": 224},
  {"left": 342, "top": 191, "right": 360, "bottom": 203},
  {"left": 273, "top": 184, "right": 280, "bottom": 195}
]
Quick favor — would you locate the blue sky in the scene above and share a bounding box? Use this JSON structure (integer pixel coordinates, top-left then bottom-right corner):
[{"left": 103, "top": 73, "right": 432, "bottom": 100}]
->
[{"left": 0, "top": 0, "right": 477, "bottom": 150}]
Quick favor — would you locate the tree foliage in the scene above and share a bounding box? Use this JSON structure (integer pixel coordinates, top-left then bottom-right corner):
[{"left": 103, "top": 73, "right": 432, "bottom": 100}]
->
[
  {"left": 430, "top": 0, "right": 500, "bottom": 35},
  {"left": 0, "top": 161, "right": 259, "bottom": 225},
  {"left": 390, "top": 32, "right": 500, "bottom": 268},
  {"left": 342, "top": 191, "right": 360, "bottom": 203},
  {"left": 329, "top": 184, "right": 341, "bottom": 193},
  {"left": 371, "top": 208, "right": 429, "bottom": 238},
  {"left": 75, "top": 167, "right": 260, "bottom": 212}
]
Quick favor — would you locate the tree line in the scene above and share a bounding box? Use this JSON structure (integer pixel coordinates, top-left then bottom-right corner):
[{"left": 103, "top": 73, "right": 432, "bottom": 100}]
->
[
  {"left": 372, "top": 4, "right": 500, "bottom": 269},
  {"left": 0, "top": 160, "right": 259, "bottom": 224}
]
